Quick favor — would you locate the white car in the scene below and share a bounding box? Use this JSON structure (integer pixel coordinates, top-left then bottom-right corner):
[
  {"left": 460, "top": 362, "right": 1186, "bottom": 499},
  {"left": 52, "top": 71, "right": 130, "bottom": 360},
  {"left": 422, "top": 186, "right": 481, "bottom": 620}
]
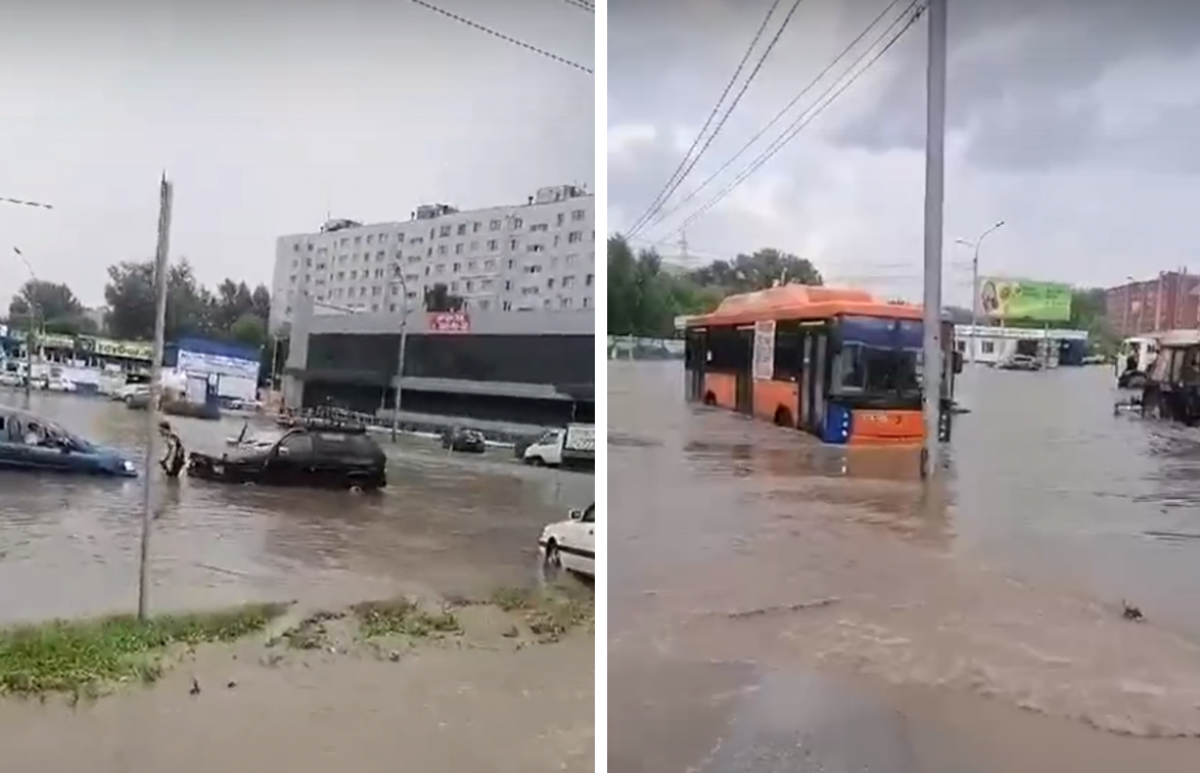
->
[
  {"left": 45, "top": 376, "right": 77, "bottom": 393},
  {"left": 538, "top": 503, "right": 596, "bottom": 578}
]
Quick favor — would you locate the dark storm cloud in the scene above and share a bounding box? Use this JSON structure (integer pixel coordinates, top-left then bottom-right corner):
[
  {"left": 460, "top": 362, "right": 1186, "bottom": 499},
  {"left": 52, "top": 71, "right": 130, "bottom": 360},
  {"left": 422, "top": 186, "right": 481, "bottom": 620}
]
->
[{"left": 827, "top": 0, "right": 1200, "bottom": 170}]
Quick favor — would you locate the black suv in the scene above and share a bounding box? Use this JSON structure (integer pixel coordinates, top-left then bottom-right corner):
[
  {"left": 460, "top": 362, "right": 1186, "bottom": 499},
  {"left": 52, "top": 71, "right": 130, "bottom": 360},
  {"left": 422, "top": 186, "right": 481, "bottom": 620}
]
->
[{"left": 188, "top": 424, "right": 387, "bottom": 490}]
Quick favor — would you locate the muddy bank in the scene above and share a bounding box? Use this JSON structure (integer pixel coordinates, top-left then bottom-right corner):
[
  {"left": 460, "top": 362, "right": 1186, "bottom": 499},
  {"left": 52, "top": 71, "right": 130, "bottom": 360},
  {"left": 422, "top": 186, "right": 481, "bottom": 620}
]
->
[{"left": 0, "top": 590, "right": 594, "bottom": 773}]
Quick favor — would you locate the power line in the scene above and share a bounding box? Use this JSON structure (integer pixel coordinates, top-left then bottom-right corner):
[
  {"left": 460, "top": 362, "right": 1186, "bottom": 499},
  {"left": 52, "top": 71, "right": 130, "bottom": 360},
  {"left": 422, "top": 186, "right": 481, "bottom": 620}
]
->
[
  {"left": 622, "top": 0, "right": 785, "bottom": 237},
  {"left": 558, "top": 0, "right": 594, "bottom": 11},
  {"left": 0, "top": 197, "right": 53, "bottom": 210},
  {"left": 628, "top": 0, "right": 808, "bottom": 239},
  {"left": 659, "top": 1, "right": 926, "bottom": 242},
  {"left": 639, "top": 0, "right": 906, "bottom": 235},
  {"left": 409, "top": 0, "right": 593, "bottom": 74}
]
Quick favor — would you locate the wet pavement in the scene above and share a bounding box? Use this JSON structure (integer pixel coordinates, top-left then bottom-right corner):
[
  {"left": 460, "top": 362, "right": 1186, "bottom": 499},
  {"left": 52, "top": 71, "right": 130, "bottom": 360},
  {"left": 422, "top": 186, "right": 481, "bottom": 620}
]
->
[
  {"left": 609, "top": 361, "right": 1200, "bottom": 771},
  {"left": 0, "top": 391, "right": 593, "bottom": 624}
]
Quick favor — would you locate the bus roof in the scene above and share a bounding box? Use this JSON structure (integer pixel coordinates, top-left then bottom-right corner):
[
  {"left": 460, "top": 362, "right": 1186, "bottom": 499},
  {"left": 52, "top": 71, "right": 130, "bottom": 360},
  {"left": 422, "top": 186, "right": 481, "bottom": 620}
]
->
[{"left": 687, "top": 285, "right": 926, "bottom": 327}]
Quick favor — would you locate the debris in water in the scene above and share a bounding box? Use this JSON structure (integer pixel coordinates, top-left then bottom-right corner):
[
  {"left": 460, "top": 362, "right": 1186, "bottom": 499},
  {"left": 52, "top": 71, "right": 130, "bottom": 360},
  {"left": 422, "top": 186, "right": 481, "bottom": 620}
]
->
[
  {"left": 1122, "top": 600, "right": 1145, "bottom": 622},
  {"left": 226, "top": 680, "right": 237, "bottom": 689},
  {"left": 723, "top": 597, "right": 841, "bottom": 620},
  {"left": 189, "top": 677, "right": 201, "bottom": 696}
]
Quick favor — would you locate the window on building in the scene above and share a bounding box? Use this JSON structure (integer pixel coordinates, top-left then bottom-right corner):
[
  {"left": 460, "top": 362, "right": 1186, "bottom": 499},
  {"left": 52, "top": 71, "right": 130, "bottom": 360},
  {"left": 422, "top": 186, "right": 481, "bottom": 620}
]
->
[
  {"left": 571, "top": 209, "right": 586, "bottom": 221},
  {"left": 981, "top": 340, "right": 996, "bottom": 354}
]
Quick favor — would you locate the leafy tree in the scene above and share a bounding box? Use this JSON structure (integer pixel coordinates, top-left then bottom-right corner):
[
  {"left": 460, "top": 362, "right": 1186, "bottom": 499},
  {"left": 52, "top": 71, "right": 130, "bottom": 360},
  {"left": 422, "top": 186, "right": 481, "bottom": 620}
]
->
[
  {"left": 689, "top": 248, "right": 823, "bottom": 292},
  {"left": 229, "top": 312, "right": 267, "bottom": 349},
  {"left": 607, "top": 236, "right": 820, "bottom": 337},
  {"left": 9, "top": 279, "right": 85, "bottom": 324}
]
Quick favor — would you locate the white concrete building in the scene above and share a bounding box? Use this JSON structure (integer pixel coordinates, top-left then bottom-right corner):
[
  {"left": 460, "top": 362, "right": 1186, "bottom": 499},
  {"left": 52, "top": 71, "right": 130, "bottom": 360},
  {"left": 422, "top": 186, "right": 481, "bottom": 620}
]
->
[
  {"left": 954, "top": 323, "right": 1089, "bottom": 367},
  {"left": 270, "top": 184, "right": 595, "bottom": 331}
]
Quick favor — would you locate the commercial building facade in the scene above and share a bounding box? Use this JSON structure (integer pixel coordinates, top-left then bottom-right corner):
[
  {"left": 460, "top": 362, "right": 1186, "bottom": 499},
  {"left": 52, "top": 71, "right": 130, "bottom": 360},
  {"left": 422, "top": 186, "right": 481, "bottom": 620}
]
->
[
  {"left": 953, "top": 324, "right": 1089, "bottom": 367},
  {"left": 1105, "top": 270, "right": 1200, "bottom": 338},
  {"left": 281, "top": 296, "right": 593, "bottom": 430},
  {"left": 271, "top": 184, "right": 595, "bottom": 331}
]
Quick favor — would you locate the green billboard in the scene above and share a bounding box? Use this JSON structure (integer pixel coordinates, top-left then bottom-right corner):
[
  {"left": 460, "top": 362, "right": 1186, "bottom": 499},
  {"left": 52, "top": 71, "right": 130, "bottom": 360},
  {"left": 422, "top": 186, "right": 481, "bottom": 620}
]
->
[{"left": 978, "top": 278, "right": 1072, "bottom": 322}]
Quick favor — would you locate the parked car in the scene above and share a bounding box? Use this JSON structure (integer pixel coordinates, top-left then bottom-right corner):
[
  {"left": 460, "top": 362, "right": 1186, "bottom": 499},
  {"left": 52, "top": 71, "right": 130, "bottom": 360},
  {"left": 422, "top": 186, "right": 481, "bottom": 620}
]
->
[
  {"left": 0, "top": 371, "right": 23, "bottom": 388},
  {"left": 114, "top": 383, "right": 151, "bottom": 403},
  {"left": 538, "top": 503, "right": 596, "bottom": 578},
  {"left": 0, "top": 406, "right": 137, "bottom": 477},
  {"left": 187, "top": 424, "right": 387, "bottom": 490},
  {"left": 44, "top": 375, "right": 77, "bottom": 393},
  {"left": 441, "top": 426, "right": 487, "bottom": 454}
]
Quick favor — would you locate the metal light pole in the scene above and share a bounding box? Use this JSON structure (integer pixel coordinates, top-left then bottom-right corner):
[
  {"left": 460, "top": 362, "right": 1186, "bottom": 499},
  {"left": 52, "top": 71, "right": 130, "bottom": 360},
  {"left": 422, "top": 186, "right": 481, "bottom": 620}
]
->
[
  {"left": 920, "top": 0, "right": 948, "bottom": 480},
  {"left": 138, "top": 174, "right": 173, "bottom": 621},
  {"left": 390, "top": 269, "right": 410, "bottom": 443},
  {"left": 956, "top": 220, "right": 1005, "bottom": 365},
  {"left": 12, "top": 247, "right": 40, "bottom": 399}
]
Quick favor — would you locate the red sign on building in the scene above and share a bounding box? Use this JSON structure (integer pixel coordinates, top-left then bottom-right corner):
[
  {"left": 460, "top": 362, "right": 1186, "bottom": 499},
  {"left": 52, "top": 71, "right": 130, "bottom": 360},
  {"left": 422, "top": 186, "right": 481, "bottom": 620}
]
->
[{"left": 428, "top": 312, "right": 470, "bottom": 333}]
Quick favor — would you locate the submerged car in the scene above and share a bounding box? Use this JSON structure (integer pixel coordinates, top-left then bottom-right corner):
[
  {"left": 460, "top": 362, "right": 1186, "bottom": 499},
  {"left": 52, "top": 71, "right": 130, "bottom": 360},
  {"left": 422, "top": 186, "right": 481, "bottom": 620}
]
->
[
  {"left": 188, "top": 424, "right": 387, "bottom": 490},
  {"left": 441, "top": 426, "right": 487, "bottom": 454},
  {"left": 538, "top": 503, "right": 596, "bottom": 579},
  {"left": 0, "top": 406, "right": 137, "bottom": 477}
]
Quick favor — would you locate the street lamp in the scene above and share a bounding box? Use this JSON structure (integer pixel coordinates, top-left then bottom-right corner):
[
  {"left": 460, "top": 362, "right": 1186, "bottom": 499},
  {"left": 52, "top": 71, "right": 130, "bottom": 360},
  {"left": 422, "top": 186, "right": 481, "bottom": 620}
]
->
[
  {"left": 11, "top": 246, "right": 41, "bottom": 398},
  {"left": 390, "top": 264, "right": 410, "bottom": 443},
  {"left": 955, "top": 220, "right": 1006, "bottom": 364}
]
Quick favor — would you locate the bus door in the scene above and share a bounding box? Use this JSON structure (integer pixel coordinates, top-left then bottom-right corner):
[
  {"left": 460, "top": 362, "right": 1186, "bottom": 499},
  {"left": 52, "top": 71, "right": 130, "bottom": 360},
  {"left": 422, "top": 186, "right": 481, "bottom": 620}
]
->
[
  {"left": 734, "top": 326, "right": 755, "bottom": 415},
  {"left": 802, "top": 327, "right": 829, "bottom": 433},
  {"left": 684, "top": 328, "right": 706, "bottom": 402}
]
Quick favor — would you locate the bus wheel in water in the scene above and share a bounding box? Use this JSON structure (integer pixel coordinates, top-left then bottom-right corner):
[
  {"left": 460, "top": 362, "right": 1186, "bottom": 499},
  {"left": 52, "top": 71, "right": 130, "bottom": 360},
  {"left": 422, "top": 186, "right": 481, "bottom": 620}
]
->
[
  {"left": 703, "top": 392, "right": 717, "bottom": 406},
  {"left": 773, "top": 407, "right": 793, "bottom": 428}
]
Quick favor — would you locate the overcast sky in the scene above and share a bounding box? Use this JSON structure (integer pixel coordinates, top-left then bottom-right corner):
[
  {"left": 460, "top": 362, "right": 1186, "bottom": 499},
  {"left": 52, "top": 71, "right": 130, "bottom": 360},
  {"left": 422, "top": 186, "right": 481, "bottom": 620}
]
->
[
  {"left": 0, "top": 0, "right": 594, "bottom": 308},
  {"left": 609, "top": 0, "right": 1200, "bottom": 305}
]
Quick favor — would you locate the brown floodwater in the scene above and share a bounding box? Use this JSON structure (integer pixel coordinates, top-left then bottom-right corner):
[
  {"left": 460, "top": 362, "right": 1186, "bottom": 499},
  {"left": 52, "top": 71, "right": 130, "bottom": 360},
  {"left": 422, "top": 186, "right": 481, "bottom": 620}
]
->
[
  {"left": 609, "top": 361, "right": 1200, "bottom": 771},
  {"left": 0, "top": 391, "right": 594, "bottom": 623}
]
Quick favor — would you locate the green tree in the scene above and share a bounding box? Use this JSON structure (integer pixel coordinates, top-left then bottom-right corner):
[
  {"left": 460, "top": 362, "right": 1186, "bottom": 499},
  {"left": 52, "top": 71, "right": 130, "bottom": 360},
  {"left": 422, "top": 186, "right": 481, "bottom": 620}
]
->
[{"left": 690, "top": 248, "right": 823, "bottom": 292}]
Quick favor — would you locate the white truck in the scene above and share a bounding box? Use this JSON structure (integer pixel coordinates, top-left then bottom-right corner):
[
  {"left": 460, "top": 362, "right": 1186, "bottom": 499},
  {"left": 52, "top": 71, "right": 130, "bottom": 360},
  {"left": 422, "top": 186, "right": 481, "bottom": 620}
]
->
[{"left": 522, "top": 423, "right": 595, "bottom": 471}]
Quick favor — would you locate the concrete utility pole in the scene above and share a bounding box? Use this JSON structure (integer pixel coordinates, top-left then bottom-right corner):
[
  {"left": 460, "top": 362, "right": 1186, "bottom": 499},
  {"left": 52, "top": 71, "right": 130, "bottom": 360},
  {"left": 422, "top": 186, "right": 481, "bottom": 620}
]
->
[
  {"left": 956, "top": 220, "right": 1005, "bottom": 365},
  {"left": 138, "top": 174, "right": 173, "bottom": 621},
  {"left": 920, "top": 0, "right": 948, "bottom": 480},
  {"left": 390, "top": 270, "right": 410, "bottom": 443}
]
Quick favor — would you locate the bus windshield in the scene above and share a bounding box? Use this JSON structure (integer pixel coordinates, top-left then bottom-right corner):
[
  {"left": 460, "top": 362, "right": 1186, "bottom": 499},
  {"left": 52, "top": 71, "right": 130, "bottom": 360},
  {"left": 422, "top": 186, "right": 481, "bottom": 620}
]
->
[{"left": 831, "top": 316, "right": 922, "bottom": 402}]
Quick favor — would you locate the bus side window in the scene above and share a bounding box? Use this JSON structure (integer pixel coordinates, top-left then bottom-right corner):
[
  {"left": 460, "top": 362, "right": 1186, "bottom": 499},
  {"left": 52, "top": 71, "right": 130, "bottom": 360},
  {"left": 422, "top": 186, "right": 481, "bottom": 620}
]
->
[
  {"left": 773, "top": 322, "right": 803, "bottom": 381},
  {"left": 707, "top": 326, "right": 747, "bottom": 372}
]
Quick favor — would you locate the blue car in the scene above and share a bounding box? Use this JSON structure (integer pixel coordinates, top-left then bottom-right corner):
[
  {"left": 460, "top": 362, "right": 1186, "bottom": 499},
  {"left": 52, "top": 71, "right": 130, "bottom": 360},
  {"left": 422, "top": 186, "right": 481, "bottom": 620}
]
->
[{"left": 0, "top": 406, "right": 137, "bottom": 478}]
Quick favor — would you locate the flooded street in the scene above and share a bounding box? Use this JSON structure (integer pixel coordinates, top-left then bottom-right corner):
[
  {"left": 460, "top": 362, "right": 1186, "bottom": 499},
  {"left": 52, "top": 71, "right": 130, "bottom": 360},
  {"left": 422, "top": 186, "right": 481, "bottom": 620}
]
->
[
  {"left": 610, "top": 361, "right": 1200, "bottom": 771},
  {"left": 0, "top": 391, "right": 593, "bottom": 623}
]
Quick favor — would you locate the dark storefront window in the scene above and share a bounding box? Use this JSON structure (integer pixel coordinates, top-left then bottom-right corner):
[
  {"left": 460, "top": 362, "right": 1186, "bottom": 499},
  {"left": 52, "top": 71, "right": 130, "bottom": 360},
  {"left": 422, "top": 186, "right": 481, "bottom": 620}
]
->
[{"left": 305, "top": 332, "right": 593, "bottom": 387}]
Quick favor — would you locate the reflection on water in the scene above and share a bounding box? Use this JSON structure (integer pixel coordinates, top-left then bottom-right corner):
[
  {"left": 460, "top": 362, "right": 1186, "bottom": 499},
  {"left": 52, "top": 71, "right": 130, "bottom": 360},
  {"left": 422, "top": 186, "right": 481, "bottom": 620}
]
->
[
  {"left": 610, "top": 362, "right": 1200, "bottom": 739},
  {"left": 0, "top": 392, "right": 592, "bottom": 623}
]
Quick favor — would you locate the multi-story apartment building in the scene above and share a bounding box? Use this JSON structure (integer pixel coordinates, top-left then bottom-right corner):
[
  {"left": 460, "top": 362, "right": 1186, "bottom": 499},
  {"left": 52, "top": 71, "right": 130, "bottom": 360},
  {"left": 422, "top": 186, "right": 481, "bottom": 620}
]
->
[{"left": 270, "top": 184, "right": 595, "bottom": 331}]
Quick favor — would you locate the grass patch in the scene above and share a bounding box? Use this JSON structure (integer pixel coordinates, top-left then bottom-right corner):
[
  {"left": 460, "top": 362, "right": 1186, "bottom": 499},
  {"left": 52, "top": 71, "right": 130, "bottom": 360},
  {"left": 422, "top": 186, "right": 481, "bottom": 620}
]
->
[
  {"left": 274, "top": 611, "right": 344, "bottom": 651},
  {"left": 0, "top": 602, "right": 287, "bottom": 697},
  {"left": 351, "top": 598, "right": 461, "bottom": 639},
  {"left": 491, "top": 584, "right": 594, "bottom": 643}
]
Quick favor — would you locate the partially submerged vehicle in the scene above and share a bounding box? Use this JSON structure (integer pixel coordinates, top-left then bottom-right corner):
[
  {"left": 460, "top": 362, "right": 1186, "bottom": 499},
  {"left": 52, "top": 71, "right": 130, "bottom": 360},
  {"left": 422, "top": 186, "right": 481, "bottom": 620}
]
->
[
  {"left": 0, "top": 406, "right": 137, "bottom": 477},
  {"left": 188, "top": 423, "right": 387, "bottom": 490},
  {"left": 1116, "top": 335, "right": 1158, "bottom": 389},
  {"left": 538, "top": 503, "right": 596, "bottom": 579},
  {"left": 996, "top": 353, "right": 1043, "bottom": 371},
  {"left": 683, "top": 286, "right": 961, "bottom": 445},
  {"left": 1140, "top": 329, "right": 1200, "bottom": 426},
  {"left": 521, "top": 423, "right": 596, "bottom": 470},
  {"left": 441, "top": 426, "right": 487, "bottom": 454}
]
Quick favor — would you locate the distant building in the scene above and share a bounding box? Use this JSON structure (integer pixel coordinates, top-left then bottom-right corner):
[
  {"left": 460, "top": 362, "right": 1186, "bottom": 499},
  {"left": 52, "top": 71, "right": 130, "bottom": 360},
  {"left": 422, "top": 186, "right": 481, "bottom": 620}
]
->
[
  {"left": 271, "top": 184, "right": 596, "bottom": 331},
  {"left": 280, "top": 296, "right": 593, "bottom": 431},
  {"left": 953, "top": 324, "right": 1089, "bottom": 367},
  {"left": 1105, "top": 270, "right": 1200, "bottom": 338}
]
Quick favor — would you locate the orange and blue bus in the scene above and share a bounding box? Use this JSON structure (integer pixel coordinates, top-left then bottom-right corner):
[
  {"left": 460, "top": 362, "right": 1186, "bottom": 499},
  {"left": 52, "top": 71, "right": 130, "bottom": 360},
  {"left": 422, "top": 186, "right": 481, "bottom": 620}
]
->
[{"left": 682, "top": 286, "right": 961, "bottom": 445}]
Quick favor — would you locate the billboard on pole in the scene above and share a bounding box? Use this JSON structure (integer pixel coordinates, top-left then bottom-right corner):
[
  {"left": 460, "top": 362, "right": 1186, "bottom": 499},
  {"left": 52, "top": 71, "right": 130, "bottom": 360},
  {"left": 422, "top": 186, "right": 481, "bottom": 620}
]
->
[{"left": 978, "top": 278, "right": 1072, "bottom": 322}]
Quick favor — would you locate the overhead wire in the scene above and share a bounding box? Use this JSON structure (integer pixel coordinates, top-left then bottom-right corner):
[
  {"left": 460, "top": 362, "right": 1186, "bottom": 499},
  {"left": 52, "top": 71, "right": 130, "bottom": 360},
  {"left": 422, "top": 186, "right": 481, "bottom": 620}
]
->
[
  {"left": 638, "top": 0, "right": 906, "bottom": 235},
  {"left": 657, "top": 1, "right": 927, "bottom": 242},
  {"left": 627, "top": 0, "right": 810, "bottom": 238},
  {"left": 409, "top": 0, "right": 593, "bottom": 74},
  {"left": 622, "top": 0, "right": 786, "bottom": 237}
]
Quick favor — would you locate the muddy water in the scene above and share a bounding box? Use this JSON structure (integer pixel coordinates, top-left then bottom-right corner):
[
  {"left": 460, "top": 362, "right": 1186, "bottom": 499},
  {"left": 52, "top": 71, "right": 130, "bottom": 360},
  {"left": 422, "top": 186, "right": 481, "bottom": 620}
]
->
[
  {"left": 609, "top": 361, "right": 1200, "bottom": 769},
  {"left": 0, "top": 392, "right": 593, "bottom": 623}
]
